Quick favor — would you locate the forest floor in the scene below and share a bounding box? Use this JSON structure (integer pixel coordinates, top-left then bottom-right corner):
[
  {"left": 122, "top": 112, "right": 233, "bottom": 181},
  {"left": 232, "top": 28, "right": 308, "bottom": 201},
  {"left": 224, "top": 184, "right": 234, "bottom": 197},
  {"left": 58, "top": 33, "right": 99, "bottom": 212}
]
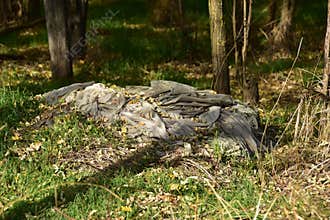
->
[{"left": 0, "top": 0, "right": 329, "bottom": 219}]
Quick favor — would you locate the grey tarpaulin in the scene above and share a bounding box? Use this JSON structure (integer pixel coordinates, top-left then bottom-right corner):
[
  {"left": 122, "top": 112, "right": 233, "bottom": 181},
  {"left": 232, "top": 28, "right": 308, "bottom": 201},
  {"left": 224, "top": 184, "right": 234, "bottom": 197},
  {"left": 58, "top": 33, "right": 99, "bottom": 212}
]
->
[{"left": 43, "top": 80, "right": 262, "bottom": 156}]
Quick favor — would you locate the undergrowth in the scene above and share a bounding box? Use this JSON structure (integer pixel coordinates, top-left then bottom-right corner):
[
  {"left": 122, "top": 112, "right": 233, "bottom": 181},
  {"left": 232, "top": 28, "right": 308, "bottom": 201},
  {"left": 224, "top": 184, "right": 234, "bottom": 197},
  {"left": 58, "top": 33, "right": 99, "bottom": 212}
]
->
[{"left": 0, "top": 0, "right": 329, "bottom": 219}]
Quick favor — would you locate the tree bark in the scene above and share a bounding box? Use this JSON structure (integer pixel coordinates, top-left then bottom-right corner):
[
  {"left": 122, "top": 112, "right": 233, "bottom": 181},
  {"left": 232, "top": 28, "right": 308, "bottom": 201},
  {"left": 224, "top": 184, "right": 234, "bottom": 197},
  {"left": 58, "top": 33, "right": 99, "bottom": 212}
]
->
[
  {"left": 44, "top": 0, "right": 73, "bottom": 79},
  {"left": 232, "top": 0, "right": 239, "bottom": 80},
  {"left": 320, "top": 0, "right": 330, "bottom": 142},
  {"left": 324, "top": 0, "right": 330, "bottom": 97},
  {"left": 67, "top": 0, "right": 88, "bottom": 60},
  {"left": 270, "top": 0, "right": 295, "bottom": 53},
  {"left": 149, "top": 0, "right": 181, "bottom": 26},
  {"left": 26, "top": 0, "right": 42, "bottom": 21},
  {"left": 2, "top": 0, "right": 12, "bottom": 25},
  {"left": 0, "top": 0, "right": 6, "bottom": 26},
  {"left": 241, "top": 0, "right": 258, "bottom": 105},
  {"left": 208, "top": 0, "right": 230, "bottom": 95},
  {"left": 267, "top": 0, "right": 277, "bottom": 29}
]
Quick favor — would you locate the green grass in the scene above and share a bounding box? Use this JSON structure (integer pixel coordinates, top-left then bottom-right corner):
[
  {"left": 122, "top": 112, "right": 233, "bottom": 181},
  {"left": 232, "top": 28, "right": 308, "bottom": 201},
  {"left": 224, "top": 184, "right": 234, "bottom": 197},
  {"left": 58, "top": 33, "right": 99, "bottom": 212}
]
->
[
  {"left": 0, "top": 0, "right": 329, "bottom": 219},
  {"left": 0, "top": 108, "right": 272, "bottom": 219}
]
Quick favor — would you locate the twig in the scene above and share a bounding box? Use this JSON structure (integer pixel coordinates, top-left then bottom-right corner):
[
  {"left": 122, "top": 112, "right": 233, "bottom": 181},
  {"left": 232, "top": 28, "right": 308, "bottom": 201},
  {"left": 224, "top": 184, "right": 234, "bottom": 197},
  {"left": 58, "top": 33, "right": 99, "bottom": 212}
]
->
[
  {"left": 203, "top": 178, "right": 236, "bottom": 219},
  {"left": 293, "top": 98, "right": 303, "bottom": 141},
  {"left": 306, "top": 158, "right": 330, "bottom": 175},
  {"left": 183, "top": 158, "right": 217, "bottom": 184},
  {"left": 262, "top": 197, "right": 278, "bottom": 220},
  {"left": 253, "top": 193, "right": 263, "bottom": 220},
  {"left": 261, "top": 37, "right": 304, "bottom": 145},
  {"left": 53, "top": 207, "right": 77, "bottom": 220}
]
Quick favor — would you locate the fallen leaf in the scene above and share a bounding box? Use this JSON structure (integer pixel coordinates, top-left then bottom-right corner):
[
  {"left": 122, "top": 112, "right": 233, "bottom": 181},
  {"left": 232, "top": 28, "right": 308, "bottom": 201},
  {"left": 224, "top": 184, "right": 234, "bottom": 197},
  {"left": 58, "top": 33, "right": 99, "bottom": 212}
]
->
[
  {"left": 121, "top": 206, "right": 132, "bottom": 212},
  {"left": 11, "top": 132, "right": 22, "bottom": 141}
]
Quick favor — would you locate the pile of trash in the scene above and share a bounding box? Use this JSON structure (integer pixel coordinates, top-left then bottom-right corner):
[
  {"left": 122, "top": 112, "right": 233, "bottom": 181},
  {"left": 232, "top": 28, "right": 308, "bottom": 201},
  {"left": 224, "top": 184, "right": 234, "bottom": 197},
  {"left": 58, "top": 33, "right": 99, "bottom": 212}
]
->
[{"left": 43, "top": 80, "right": 262, "bottom": 157}]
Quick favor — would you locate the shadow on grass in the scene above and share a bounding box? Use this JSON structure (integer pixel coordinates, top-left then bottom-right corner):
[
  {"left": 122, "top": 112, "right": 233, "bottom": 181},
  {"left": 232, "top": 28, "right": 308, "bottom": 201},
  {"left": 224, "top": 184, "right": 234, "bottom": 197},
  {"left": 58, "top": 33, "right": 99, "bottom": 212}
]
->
[
  {"left": 0, "top": 104, "right": 266, "bottom": 219},
  {"left": 1, "top": 141, "right": 174, "bottom": 219}
]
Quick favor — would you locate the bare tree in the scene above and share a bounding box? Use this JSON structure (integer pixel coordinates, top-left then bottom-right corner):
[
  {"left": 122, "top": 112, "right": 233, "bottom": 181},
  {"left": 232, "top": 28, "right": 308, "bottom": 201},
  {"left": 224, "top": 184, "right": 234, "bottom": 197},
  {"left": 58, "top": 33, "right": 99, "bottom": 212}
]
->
[
  {"left": 0, "top": 0, "right": 43, "bottom": 33},
  {"left": 0, "top": 0, "right": 19, "bottom": 27},
  {"left": 232, "top": 0, "right": 240, "bottom": 81},
  {"left": 267, "top": 0, "right": 277, "bottom": 30},
  {"left": 67, "top": 0, "right": 89, "bottom": 59},
  {"left": 324, "top": 0, "right": 330, "bottom": 97},
  {"left": 0, "top": 1, "right": 6, "bottom": 26},
  {"left": 270, "top": 0, "right": 295, "bottom": 53},
  {"left": 43, "top": 0, "right": 88, "bottom": 79},
  {"left": 149, "top": 0, "right": 181, "bottom": 26},
  {"left": 232, "top": 0, "right": 258, "bottom": 105},
  {"left": 208, "top": 0, "right": 230, "bottom": 94},
  {"left": 25, "top": 0, "right": 42, "bottom": 22},
  {"left": 44, "top": 0, "right": 73, "bottom": 79},
  {"left": 242, "top": 0, "right": 259, "bottom": 105},
  {"left": 320, "top": 0, "right": 330, "bottom": 142}
]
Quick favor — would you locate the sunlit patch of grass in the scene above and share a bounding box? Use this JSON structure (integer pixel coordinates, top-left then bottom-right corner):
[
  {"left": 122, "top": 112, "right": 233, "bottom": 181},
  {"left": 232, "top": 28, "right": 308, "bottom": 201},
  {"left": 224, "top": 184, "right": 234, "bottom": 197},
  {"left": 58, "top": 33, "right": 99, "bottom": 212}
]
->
[
  {"left": 0, "top": 87, "right": 41, "bottom": 156},
  {"left": 261, "top": 142, "right": 330, "bottom": 219},
  {"left": 0, "top": 112, "right": 117, "bottom": 218},
  {"left": 27, "top": 166, "right": 269, "bottom": 219}
]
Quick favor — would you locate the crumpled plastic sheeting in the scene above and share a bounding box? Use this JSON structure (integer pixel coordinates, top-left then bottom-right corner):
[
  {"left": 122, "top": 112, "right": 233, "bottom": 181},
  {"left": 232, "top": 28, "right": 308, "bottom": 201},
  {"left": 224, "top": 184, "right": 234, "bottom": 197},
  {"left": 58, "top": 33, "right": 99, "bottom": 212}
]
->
[
  {"left": 43, "top": 82, "right": 95, "bottom": 105},
  {"left": 120, "top": 101, "right": 169, "bottom": 139},
  {"left": 74, "top": 83, "right": 126, "bottom": 121},
  {"left": 43, "top": 80, "right": 262, "bottom": 156}
]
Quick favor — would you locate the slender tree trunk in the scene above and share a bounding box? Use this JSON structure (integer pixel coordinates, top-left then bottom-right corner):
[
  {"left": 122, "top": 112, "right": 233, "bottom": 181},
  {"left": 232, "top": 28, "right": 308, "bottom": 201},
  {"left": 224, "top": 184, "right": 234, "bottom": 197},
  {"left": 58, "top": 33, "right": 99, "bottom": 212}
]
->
[
  {"left": 208, "top": 0, "right": 230, "bottom": 94},
  {"left": 232, "top": 0, "right": 239, "bottom": 80},
  {"left": 149, "top": 0, "right": 181, "bottom": 26},
  {"left": 241, "top": 0, "right": 258, "bottom": 105},
  {"left": 67, "top": 0, "right": 88, "bottom": 59},
  {"left": 3, "top": 0, "right": 12, "bottom": 24},
  {"left": 232, "top": 0, "right": 243, "bottom": 83},
  {"left": 241, "top": 0, "right": 250, "bottom": 84},
  {"left": 177, "top": 0, "right": 193, "bottom": 58},
  {"left": 324, "top": 0, "right": 330, "bottom": 97},
  {"left": 10, "top": 0, "right": 23, "bottom": 21},
  {"left": 271, "top": 0, "right": 295, "bottom": 53},
  {"left": 0, "top": 0, "right": 6, "bottom": 26},
  {"left": 321, "top": 0, "right": 330, "bottom": 142},
  {"left": 77, "top": 0, "right": 88, "bottom": 58},
  {"left": 267, "top": 0, "right": 277, "bottom": 29},
  {"left": 26, "top": 0, "right": 42, "bottom": 21},
  {"left": 44, "top": 0, "right": 73, "bottom": 79}
]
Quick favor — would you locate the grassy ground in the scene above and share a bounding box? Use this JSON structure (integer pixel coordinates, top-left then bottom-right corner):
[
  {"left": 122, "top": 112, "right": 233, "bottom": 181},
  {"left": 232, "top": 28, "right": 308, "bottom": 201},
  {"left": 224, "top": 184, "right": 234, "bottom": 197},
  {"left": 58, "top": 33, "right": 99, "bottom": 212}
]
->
[{"left": 0, "top": 0, "right": 329, "bottom": 219}]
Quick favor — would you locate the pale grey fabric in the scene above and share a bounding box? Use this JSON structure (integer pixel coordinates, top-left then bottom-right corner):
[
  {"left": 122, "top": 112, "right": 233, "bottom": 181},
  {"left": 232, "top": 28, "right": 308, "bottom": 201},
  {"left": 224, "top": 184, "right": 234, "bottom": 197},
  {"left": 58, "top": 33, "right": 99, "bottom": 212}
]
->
[
  {"left": 74, "top": 83, "right": 126, "bottom": 121},
  {"left": 43, "top": 81, "right": 95, "bottom": 104},
  {"left": 42, "top": 80, "right": 262, "bottom": 156}
]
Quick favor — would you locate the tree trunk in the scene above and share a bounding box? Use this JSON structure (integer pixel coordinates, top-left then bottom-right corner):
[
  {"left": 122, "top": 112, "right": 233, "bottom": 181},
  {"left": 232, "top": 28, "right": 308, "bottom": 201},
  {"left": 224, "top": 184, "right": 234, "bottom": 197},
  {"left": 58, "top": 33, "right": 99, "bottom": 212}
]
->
[
  {"left": 3, "top": 0, "right": 12, "bottom": 24},
  {"left": 320, "top": 0, "right": 330, "bottom": 142},
  {"left": 232, "top": 0, "right": 245, "bottom": 82},
  {"left": 241, "top": 0, "right": 258, "bottom": 105},
  {"left": 0, "top": 0, "right": 6, "bottom": 26},
  {"left": 44, "top": 0, "right": 73, "bottom": 79},
  {"left": 324, "top": 0, "right": 330, "bottom": 97},
  {"left": 208, "top": 0, "right": 230, "bottom": 95},
  {"left": 77, "top": 0, "right": 88, "bottom": 58},
  {"left": 26, "top": 0, "right": 42, "bottom": 21},
  {"left": 243, "top": 78, "right": 259, "bottom": 105},
  {"left": 149, "top": 0, "right": 181, "bottom": 26},
  {"left": 67, "top": 0, "right": 88, "bottom": 60},
  {"left": 267, "top": 0, "right": 277, "bottom": 29},
  {"left": 270, "top": 0, "right": 295, "bottom": 53}
]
